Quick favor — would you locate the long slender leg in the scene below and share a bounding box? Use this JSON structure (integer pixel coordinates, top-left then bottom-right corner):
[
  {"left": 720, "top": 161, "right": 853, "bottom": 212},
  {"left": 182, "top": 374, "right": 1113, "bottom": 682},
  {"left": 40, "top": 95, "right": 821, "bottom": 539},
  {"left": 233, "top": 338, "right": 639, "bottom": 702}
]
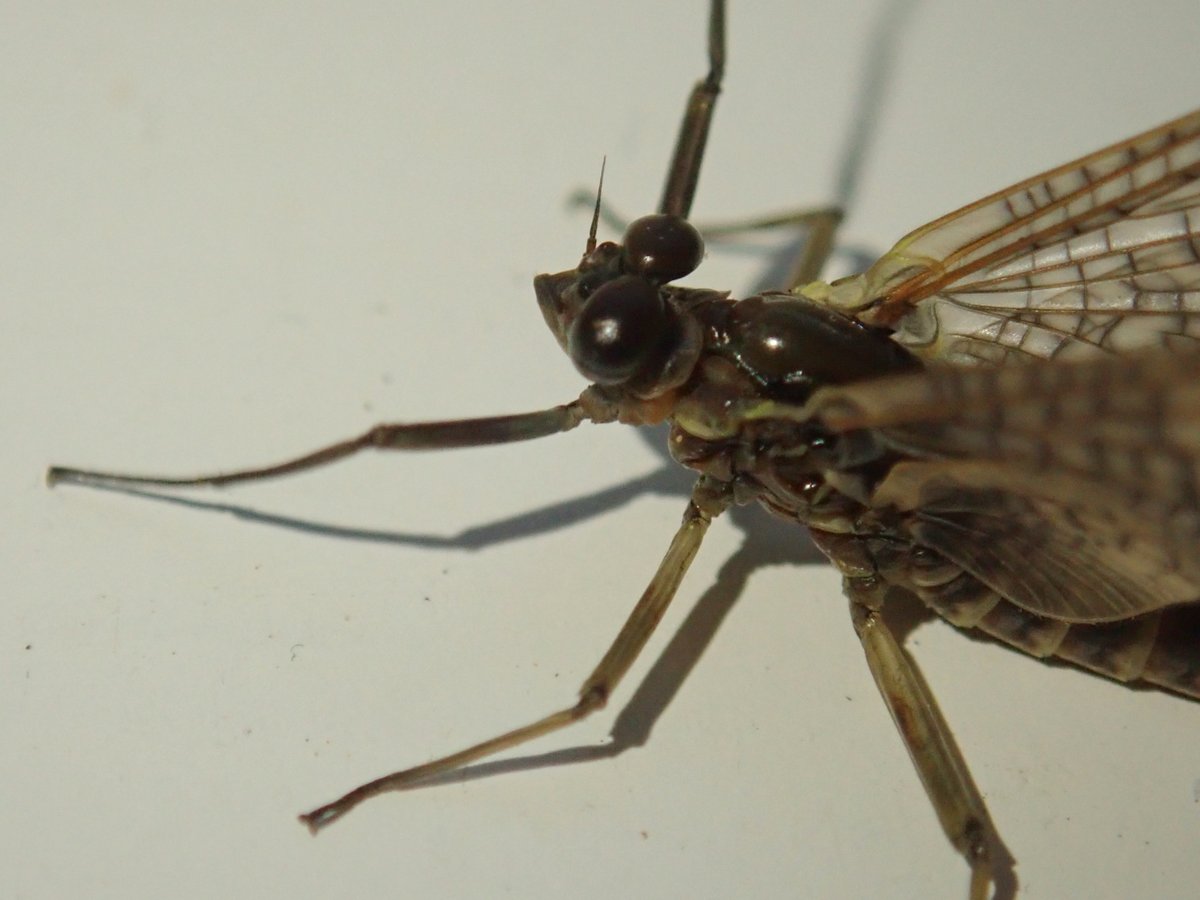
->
[
  {"left": 46, "top": 402, "right": 588, "bottom": 490},
  {"left": 846, "top": 577, "right": 996, "bottom": 900},
  {"left": 781, "top": 207, "right": 843, "bottom": 289},
  {"left": 299, "top": 477, "right": 731, "bottom": 832},
  {"left": 690, "top": 204, "right": 844, "bottom": 290},
  {"left": 658, "top": 0, "right": 725, "bottom": 218}
]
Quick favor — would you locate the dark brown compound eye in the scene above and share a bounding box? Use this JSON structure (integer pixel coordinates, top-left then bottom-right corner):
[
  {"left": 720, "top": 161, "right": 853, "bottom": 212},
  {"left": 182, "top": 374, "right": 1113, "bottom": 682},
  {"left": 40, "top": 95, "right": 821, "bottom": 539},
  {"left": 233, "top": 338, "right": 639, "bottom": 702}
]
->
[
  {"left": 567, "top": 275, "right": 668, "bottom": 384},
  {"left": 621, "top": 214, "right": 704, "bottom": 283}
]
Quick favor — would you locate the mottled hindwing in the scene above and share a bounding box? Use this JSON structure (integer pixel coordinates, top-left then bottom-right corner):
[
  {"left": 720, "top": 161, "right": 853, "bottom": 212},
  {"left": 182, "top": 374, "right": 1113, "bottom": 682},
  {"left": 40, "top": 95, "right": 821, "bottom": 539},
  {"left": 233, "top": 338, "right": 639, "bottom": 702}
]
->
[
  {"left": 796, "top": 110, "right": 1200, "bottom": 628},
  {"left": 811, "top": 348, "right": 1200, "bottom": 623}
]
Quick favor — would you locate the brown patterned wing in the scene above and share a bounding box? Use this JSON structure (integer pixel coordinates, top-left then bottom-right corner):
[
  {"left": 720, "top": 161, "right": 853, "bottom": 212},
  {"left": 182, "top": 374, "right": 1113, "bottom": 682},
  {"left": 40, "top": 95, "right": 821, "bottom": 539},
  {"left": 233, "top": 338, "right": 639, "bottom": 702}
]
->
[
  {"left": 804, "top": 110, "right": 1200, "bottom": 365},
  {"left": 805, "top": 348, "right": 1200, "bottom": 623}
]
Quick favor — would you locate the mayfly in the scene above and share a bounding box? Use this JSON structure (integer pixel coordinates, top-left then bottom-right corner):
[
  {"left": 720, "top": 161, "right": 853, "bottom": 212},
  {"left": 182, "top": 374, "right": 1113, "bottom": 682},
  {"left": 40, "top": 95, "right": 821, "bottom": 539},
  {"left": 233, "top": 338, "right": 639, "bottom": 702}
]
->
[{"left": 46, "top": 1, "right": 1200, "bottom": 897}]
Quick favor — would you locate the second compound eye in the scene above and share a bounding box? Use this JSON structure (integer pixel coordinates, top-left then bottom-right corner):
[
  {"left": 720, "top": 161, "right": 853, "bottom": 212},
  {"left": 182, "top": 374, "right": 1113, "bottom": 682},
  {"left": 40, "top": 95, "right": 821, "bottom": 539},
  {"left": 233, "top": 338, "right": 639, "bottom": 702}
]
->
[
  {"left": 622, "top": 214, "right": 704, "bottom": 283},
  {"left": 567, "top": 275, "right": 668, "bottom": 384}
]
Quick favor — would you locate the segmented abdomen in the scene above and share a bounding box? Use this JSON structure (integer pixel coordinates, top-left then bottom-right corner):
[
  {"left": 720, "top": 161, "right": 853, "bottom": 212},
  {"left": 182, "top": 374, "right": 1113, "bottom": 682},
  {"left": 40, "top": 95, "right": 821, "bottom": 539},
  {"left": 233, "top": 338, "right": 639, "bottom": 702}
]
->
[{"left": 914, "top": 564, "right": 1200, "bottom": 699}]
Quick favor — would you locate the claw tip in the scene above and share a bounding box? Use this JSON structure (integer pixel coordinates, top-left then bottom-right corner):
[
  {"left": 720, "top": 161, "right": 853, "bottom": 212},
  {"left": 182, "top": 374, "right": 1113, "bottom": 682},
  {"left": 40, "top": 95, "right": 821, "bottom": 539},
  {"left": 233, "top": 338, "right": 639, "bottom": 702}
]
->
[{"left": 298, "top": 812, "right": 320, "bottom": 836}]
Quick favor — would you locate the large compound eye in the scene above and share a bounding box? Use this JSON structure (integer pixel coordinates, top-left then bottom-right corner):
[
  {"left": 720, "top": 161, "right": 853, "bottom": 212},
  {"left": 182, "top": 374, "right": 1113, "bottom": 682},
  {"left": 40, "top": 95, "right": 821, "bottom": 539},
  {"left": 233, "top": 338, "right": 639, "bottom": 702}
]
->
[
  {"left": 622, "top": 214, "right": 704, "bottom": 283},
  {"left": 567, "top": 275, "right": 667, "bottom": 384}
]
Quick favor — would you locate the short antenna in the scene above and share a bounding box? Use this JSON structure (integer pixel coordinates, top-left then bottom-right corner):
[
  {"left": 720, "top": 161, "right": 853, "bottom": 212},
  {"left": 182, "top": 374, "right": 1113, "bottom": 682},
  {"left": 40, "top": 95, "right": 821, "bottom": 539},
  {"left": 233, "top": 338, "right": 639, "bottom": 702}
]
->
[{"left": 585, "top": 156, "right": 607, "bottom": 253}]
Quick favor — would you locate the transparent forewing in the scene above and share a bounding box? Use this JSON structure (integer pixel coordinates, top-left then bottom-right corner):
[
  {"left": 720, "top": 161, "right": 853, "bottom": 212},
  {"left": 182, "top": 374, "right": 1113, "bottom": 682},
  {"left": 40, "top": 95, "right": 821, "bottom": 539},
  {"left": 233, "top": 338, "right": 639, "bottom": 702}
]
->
[
  {"left": 805, "top": 110, "right": 1200, "bottom": 365},
  {"left": 805, "top": 348, "right": 1200, "bottom": 622}
]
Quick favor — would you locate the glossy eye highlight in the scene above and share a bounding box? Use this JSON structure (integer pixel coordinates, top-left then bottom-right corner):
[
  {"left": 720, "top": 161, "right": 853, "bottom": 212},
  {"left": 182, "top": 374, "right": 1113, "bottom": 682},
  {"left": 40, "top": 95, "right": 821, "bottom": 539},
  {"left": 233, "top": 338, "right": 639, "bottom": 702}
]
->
[{"left": 567, "top": 275, "right": 668, "bottom": 384}]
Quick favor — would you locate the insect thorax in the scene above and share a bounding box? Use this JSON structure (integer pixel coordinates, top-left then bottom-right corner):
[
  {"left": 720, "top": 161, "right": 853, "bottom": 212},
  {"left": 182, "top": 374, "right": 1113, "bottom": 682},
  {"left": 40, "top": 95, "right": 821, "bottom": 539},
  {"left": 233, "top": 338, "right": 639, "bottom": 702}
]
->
[{"left": 665, "top": 292, "right": 915, "bottom": 536}]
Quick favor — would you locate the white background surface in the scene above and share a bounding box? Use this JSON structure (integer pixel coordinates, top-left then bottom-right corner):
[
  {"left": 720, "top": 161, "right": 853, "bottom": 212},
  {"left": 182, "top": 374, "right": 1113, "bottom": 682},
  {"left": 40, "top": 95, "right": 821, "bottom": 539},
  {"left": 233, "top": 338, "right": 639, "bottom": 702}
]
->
[{"left": 6, "top": 2, "right": 1200, "bottom": 898}]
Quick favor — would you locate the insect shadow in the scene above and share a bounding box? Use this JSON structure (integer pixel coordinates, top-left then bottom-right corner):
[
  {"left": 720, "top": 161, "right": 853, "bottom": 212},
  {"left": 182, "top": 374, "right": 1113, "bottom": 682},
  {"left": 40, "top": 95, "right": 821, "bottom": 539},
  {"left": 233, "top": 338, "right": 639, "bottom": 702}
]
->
[
  {"left": 72, "top": 0, "right": 933, "bottom": 782},
  {"left": 64, "top": 4, "right": 1017, "bottom": 888},
  {"left": 54, "top": 0, "right": 1019, "bottom": 892}
]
